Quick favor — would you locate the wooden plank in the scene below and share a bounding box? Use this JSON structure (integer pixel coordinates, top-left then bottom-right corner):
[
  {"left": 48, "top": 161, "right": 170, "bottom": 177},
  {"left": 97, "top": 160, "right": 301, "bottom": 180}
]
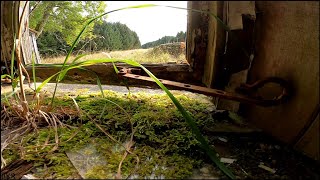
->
[
  {"left": 202, "top": 1, "right": 226, "bottom": 88},
  {"left": 186, "top": 2, "right": 209, "bottom": 82},
  {"left": 31, "top": 32, "right": 41, "bottom": 63},
  {"left": 1, "top": 1, "right": 16, "bottom": 67},
  {"left": 25, "top": 63, "right": 202, "bottom": 86},
  {"left": 19, "top": 1, "right": 31, "bottom": 65}
]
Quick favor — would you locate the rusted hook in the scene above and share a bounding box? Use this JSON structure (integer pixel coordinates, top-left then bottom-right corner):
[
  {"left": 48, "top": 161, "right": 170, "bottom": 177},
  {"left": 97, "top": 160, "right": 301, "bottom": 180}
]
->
[{"left": 235, "top": 77, "right": 292, "bottom": 106}]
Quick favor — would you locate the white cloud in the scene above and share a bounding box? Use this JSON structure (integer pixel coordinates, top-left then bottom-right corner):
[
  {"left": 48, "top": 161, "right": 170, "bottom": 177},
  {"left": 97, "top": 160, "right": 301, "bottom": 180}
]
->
[{"left": 105, "top": 1, "right": 187, "bottom": 45}]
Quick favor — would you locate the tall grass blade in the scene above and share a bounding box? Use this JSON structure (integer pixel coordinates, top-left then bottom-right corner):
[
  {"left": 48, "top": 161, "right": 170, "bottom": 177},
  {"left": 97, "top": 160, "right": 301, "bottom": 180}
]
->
[
  {"left": 112, "top": 62, "right": 119, "bottom": 74},
  {"left": 31, "top": 53, "right": 37, "bottom": 90},
  {"left": 10, "top": 33, "right": 18, "bottom": 101},
  {"left": 50, "top": 4, "right": 158, "bottom": 106},
  {"left": 36, "top": 72, "right": 59, "bottom": 93},
  {"left": 139, "top": 65, "right": 236, "bottom": 179},
  {"left": 1, "top": 75, "right": 12, "bottom": 79},
  {"left": 1, "top": 88, "right": 19, "bottom": 101},
  {"left": 47, "top": 58, "right": 235, "bottom": 178},
  {"left": 71, "top": 54, "right": 88, "bottom": 64}
]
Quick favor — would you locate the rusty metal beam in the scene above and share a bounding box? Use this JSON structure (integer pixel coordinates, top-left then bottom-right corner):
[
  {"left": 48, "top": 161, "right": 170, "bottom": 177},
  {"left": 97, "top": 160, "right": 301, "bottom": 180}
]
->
[{"left": 120, "top": 69, "right": 291, "bottom": 107}]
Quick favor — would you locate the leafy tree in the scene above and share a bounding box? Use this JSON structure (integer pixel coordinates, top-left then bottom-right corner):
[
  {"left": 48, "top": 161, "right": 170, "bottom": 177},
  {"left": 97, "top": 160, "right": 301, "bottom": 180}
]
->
[
  {"left": 29, "top": 1, "right": 107, "bottom": 45},
  {"left": 37, "top": 31, "right": 69, "bottom": 56}
]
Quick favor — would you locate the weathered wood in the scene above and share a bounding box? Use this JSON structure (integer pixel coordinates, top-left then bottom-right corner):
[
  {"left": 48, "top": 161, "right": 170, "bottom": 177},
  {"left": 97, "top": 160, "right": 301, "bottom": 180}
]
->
[
  {"left": 20, "top": 2, "right": 32, "bottom": 65},
  {"left": 31, "top": 32, "right": 41, "bottom": 63},
  {"left": 1, "top": 1, "right": 18, "bottom": 71},
  {"left": 25, "top": 63, "right": 203, "bottom": 87},
  {"left": 1, "top": 1, "right": 39, "bottom": 68},
  {"left": 186, "top": 1, "right": 210, "bottom": 82},
  {"left": 1, "top": 159, "right": 34, "bottom": 179},
  {"left": 202, "top": 1, "right": 226, "bottom": 88}
]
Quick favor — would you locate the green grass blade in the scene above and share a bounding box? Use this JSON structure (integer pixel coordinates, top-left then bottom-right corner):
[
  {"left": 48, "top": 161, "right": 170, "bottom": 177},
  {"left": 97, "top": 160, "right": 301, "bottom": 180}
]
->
[
  {"left": 1, "top": 88, "right": 19, "bottom": 101},
  {"left": 1, "top": 74, "right": 12, "bottom": 79},
  {"left": 36, "top": 72, "right": 60, "bottom": 93},
  {"left": 60, "top": 5, "right": 156, "bottom": 68},
  {"left": 31, "top": 53, "right": 37, "bottom": 90},
  {"left": 40, "top": 3, "right": 240, "bottom": 178},
  {"left": 162, "top": 5, "right": 230, "bottom": 32},
  {"left": 71, "top": 54, "right": 88, "bottom": 64},
  {"left": 10, "top": 33, "right": 19, "bottom": 101},
  {"left": 112, "top": 62, "right": 119, "bottom": 74},
  {"left": 96, "top": 74, "right": 105, "bottom": 98},
  {"left": 32, "top": 64, "right": 65, "bottom": 68},
  {"left": 50, "top": 4, "right": 160, "bottom": 106},
  {"left": 139, "top": 65, "right": 236, "bottom": 179}
]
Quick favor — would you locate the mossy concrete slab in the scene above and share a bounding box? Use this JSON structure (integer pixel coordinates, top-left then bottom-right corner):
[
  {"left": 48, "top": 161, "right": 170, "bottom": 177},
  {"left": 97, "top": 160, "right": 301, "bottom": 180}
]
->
[{"left": 66, "top": 143, "right": 107, "bottom": 179}]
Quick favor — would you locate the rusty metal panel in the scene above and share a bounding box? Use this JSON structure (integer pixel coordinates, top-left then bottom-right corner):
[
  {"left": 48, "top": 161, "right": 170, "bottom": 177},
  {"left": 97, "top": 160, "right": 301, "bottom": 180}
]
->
[
  {"left": 241, "top": 1, "right": 319, "bottom": 161},
  {"left": 120, "top": 69, "right": 291, "bottom": 107}
]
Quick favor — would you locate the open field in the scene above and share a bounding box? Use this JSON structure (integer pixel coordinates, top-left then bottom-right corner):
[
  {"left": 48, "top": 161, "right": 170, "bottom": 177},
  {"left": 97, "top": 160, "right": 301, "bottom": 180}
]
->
[{"left": 41, "top": 47, "right": 187, "bottom": 64}]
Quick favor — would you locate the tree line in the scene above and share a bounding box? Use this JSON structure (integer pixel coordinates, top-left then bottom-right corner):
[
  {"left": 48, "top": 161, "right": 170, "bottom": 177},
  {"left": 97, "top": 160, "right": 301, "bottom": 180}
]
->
[
  {"left": 141, "top": 31, "right": 186, "bottom": 49},
  {"left": 36, "top": 21, "right": 141, "bottom": 56}
]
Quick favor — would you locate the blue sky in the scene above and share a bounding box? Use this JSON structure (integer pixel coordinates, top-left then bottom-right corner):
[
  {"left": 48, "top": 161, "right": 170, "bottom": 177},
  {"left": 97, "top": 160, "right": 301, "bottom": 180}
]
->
[{"left": 105, "top": 1, "right": 187, "bottom": 45}]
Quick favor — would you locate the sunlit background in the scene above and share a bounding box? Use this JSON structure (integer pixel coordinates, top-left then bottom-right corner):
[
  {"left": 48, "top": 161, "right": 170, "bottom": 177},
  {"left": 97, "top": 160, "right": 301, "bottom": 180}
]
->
[{"left": 105, "top": 1, "right": 187, "bottom": 45}]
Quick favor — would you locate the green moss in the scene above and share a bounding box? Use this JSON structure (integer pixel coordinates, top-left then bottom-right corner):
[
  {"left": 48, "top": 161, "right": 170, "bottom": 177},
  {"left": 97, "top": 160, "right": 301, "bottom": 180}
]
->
[{"left": 3, "top": 90, "right": 214, "bottom": 179}]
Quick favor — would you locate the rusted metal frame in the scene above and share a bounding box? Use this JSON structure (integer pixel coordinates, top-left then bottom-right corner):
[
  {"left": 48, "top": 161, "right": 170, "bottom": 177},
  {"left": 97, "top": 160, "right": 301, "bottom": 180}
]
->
[{"left": 119, "top": 68, "right": 291, "bottom": 107}]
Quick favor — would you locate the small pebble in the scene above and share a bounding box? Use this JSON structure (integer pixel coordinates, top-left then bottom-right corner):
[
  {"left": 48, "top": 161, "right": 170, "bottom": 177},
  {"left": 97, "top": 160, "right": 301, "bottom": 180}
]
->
[
  {"left": 258, "top": 164, "right": 276, "bottom": 174},
  {"left": 21, "top": 174, "right": 37, "bottom": 179},
  {"left": 218, "top": 137, "right": 228, "bottom": 142},
  {"left": 200, "top": 167, "right": 210, "bottom": 174},
  {"left": 220, "top": 157, "right": 237, "bottom": 164}
]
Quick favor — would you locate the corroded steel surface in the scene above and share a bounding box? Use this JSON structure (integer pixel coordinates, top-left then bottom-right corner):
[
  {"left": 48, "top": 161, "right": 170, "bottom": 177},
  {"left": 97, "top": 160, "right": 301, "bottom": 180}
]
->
[{"left": 119, "top": 68, "right": 291, "bottom": 107}]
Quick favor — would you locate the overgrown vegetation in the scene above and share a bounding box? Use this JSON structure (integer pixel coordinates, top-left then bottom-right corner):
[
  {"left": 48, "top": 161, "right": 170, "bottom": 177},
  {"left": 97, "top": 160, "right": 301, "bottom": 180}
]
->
[
  {"left": 29, "top": 1, "right": 107, "bottom": 44},
  {"left": 1, "top": 2, "right": 237, "bottom": 179},
  {"left": 3, "top": 91, "right": 215, "bottom": 179}
]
